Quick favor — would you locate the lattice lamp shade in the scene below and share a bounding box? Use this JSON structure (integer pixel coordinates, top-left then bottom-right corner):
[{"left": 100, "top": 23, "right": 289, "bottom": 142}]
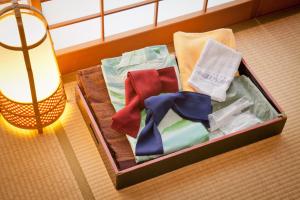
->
[{"left": 0, "top": 2, "right": 66, "bottom": 133}]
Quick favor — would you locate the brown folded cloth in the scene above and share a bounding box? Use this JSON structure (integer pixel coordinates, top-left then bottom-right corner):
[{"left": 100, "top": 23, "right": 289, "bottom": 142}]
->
[{"left": 77, "top": 66, "right": 136, "bottom": 170}]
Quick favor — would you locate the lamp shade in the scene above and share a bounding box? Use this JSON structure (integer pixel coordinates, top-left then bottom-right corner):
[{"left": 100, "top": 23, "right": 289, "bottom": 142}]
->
[{"left": 0, "top": 2, "right": 66, "bottom": 133}]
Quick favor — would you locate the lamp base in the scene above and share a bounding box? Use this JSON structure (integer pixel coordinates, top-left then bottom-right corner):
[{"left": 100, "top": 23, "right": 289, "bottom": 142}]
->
[{"left": 0, "top": 83, "right": 66, "bottom": 131}]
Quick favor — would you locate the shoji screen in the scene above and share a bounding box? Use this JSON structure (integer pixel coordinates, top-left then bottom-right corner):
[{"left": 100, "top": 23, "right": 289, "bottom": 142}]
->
[
  {"left": 41, "top": 0, "right": 236, "bottom": 50},
  {"left": 7, "top": 0, "right": 252, "bottom": 73}
]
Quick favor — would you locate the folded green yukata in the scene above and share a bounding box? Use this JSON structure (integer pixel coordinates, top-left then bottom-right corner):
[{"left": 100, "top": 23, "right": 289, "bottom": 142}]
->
[{"left": 101, "top": 45, "right": 209, "bottom": 163}]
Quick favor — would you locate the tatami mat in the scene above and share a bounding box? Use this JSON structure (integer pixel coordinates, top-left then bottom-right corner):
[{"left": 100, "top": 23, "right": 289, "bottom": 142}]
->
[{"left": 0, "top": 6, "right": 300, "bottom": 200}]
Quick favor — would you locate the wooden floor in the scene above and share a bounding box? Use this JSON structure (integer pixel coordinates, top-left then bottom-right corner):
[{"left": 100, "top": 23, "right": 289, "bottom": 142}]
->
[{"left": 0, "top": 6, "right": 300, "bottom": 200}]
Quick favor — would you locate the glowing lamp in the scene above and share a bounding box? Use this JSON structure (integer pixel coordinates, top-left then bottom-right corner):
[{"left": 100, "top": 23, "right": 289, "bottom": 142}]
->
[{"left": 0, "top": 1, "right": 66, "bottom": 133}]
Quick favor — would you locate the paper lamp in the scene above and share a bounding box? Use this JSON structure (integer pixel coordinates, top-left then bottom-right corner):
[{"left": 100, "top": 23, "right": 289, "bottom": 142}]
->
[{"left": 0, "top": 1, "right": 66, "bottom": 133}]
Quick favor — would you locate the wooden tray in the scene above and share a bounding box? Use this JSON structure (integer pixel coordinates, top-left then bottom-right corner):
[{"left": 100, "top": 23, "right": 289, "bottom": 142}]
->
[{"left": 75, "top": 59, "right": 287, "bottom": 189}]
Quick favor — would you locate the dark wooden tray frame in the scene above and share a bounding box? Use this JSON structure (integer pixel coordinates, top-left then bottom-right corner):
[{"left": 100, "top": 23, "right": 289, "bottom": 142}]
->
[{"left": 75, "top": 59, "right": 287, "bottom": 189}]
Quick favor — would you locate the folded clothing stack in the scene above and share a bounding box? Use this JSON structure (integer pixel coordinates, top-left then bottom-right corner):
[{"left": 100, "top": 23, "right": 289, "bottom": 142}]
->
[
  {"left": 174, "top": 29, "right": 278, "bottom": 140},
  {"left": 174, "top": 28, "right": 236, "bottom": 91},
  {"left": 97, "top": 29, "right": 279, "bottom": 165},
  {"left": 101, "top": 45, "right": 210, "bottom": 163}
]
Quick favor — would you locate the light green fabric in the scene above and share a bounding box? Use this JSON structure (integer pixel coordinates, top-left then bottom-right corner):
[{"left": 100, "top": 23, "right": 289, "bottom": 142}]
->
[
  {"left": 101, "top": 45, "right": 209, "bottom": 163},
  {"left": 212, "top": 75, "right": 279, "bottom": 120},
  {"left": 209, "top": 75, "right": 279, "bottom": 138}
]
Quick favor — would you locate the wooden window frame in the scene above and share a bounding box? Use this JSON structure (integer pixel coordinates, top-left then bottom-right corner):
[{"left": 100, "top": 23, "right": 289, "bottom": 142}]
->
[
  {"left": 2, "top": 0, "right": 299, "bottom": 74},
  {"left": 55, "top": 0, "right": 253, "bottom": 74}
]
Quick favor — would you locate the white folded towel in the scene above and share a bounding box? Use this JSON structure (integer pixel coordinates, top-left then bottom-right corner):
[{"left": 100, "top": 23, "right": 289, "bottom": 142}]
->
[{"left": 188, "top": 39, "right": 242, "bottom": 102}]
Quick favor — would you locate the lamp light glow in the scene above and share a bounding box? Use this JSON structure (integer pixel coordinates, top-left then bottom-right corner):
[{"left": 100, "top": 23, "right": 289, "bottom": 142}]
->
[{"left": 0, "top": 1, "right": 66, "bottom": 133}]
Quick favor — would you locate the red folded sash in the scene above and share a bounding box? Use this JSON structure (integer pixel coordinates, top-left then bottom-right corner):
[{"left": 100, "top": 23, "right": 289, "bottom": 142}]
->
[{"left": 111, "top": 67, "right": 179, "bottom": 138}]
